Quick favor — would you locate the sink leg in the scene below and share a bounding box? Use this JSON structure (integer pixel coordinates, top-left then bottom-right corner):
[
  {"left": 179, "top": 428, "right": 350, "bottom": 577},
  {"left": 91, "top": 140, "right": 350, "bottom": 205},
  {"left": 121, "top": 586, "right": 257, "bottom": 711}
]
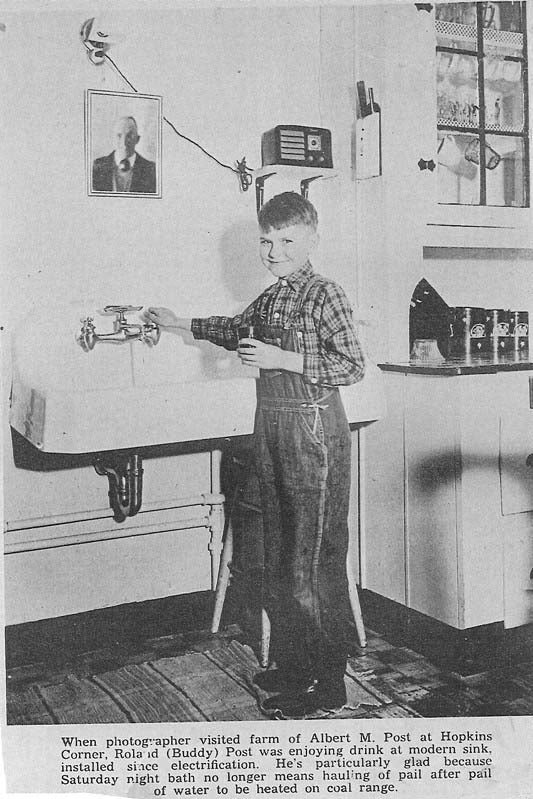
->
[
  {"left": 207, "top": 449, "right": 225, "bottom": 589},
  {"left": 208, "top": 501, "right": 225, "bottom": 591}
]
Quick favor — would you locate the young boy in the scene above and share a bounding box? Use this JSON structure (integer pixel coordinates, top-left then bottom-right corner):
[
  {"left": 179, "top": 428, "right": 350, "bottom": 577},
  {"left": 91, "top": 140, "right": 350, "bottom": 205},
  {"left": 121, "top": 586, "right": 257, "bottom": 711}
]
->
[{"left": 146, "top": 192, "right": 365, "bottom": 718}]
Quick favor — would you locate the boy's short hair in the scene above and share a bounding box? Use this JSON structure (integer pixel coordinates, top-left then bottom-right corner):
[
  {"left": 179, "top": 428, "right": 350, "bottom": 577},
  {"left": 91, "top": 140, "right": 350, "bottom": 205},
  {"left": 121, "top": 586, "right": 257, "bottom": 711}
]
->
[{"left": 258, "top": 191, "right": 318, "bottom": 232}]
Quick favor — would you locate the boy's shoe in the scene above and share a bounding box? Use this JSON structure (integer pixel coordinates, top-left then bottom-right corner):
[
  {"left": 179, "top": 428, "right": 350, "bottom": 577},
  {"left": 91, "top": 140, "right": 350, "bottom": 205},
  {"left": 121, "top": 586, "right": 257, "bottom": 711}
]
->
[
  {"left": 260, "top": 679, "right": 346, "bottom": 719},
  {"left": 253, "top": 668, "right": 311, "bottom": 693}
]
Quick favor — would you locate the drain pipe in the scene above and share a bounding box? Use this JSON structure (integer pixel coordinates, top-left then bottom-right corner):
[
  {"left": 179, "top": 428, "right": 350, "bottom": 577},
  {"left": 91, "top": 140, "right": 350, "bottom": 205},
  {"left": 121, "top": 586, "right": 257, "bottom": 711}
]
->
[{"left": 94, "top": 452, "right": 143, "bottom": 523}]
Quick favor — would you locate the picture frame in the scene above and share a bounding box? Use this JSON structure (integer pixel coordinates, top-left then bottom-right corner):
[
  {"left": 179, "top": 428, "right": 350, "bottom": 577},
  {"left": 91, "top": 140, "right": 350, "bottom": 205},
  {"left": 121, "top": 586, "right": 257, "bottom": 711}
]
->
[{"left": 85, "top": 89, "right": 162, "bottom": 197}]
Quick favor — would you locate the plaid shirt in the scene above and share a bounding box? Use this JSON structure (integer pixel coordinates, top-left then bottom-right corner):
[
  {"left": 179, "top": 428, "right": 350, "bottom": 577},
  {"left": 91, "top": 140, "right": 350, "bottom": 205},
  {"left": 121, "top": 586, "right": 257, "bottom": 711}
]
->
[{"left": 191, "top": 263, "right": 365, "bottom": 387}]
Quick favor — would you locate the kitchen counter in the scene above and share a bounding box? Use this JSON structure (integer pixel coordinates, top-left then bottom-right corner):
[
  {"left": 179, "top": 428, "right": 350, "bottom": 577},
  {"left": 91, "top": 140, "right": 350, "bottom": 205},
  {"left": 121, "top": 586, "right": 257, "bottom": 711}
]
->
[{"left": 379, "top": 355, "right": 533, "bottom": 376}]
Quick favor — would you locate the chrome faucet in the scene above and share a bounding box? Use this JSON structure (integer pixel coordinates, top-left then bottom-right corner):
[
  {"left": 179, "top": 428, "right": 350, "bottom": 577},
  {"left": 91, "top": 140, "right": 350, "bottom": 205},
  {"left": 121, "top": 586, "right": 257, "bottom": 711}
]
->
[{"left": 78, "top": 305, "right": 160, "bottom": 351}]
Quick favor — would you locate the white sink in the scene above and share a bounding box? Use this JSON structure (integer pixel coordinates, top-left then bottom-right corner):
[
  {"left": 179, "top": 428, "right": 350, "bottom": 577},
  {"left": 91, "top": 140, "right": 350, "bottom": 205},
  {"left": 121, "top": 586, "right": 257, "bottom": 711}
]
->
[{"left": 10, "top": 310, "right": 385, "bottom": 453}]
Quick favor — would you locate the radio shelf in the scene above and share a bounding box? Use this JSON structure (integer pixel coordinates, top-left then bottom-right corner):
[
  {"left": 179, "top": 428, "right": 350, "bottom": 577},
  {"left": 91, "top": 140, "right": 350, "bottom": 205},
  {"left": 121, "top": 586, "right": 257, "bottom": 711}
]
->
[{"left": 254, "top": 166, "right": 338, "bottom": 211}]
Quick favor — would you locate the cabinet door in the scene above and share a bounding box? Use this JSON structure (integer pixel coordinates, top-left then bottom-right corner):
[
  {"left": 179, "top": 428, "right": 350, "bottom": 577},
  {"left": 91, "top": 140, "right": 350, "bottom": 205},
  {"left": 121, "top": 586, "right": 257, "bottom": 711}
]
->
[
  {"left": 429, "top": 1, "right": 531, "bottom": 236},
  {"left": 362, "top": 373, "right": 407, "bottom": 603}
]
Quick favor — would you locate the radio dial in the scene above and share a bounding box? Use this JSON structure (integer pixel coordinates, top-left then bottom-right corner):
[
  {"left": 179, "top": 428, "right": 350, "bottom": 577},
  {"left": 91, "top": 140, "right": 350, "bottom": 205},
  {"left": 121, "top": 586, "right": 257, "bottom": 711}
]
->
[{"left": 306, "top": 155, "right": 314, "bottom": 162}]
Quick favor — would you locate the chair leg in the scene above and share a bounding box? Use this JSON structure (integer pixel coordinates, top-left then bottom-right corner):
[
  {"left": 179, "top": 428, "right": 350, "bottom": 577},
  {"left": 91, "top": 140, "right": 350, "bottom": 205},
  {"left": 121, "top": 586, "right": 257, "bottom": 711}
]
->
[
  {"left": 211, "top": 520, "right": 233, "bottom": 634},
  {"left": 348, "top": 575, "right": 367, "bottom": 648},
  {"left": 260, "top": 608, "right": 271, "bottom": 668}
]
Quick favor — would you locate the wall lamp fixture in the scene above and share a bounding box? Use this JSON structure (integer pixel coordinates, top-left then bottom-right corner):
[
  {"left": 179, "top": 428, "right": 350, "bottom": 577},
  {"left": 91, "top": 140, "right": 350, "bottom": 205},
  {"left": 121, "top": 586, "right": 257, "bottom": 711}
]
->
[{"left": 80, "top": 17, "right": 118, "bottom": 64}]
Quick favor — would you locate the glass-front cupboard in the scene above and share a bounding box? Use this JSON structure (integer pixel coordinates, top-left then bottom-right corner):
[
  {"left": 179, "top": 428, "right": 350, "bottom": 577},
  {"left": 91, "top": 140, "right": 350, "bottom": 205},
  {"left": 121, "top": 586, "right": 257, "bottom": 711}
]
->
[{"left": 436, "top": 2, "right": 529, "bottom": 208}]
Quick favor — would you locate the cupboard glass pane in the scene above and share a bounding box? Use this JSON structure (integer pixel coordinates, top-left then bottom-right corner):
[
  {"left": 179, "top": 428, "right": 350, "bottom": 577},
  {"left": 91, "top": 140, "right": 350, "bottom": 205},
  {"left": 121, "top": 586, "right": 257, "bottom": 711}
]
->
[
  {"left": 483, "top": 29, "right": 524, "bottom": 58},
  {"left": 437, "top": 52, "right": 479, "bottom": 127},
  {"left": 437, "top": 132, "right": 481, "bottom": 204},
  {"left": 484, "top": 56, "right": 524, "bottom": 132},
  {"left": 484, "top": 1, "right": 524, "bottom": 32},
  {"left": 436, "top": 3, "right": 478, "bottom": 48},
  {"left": 485, "top": 134, "right": 526, "bottom": 206}
]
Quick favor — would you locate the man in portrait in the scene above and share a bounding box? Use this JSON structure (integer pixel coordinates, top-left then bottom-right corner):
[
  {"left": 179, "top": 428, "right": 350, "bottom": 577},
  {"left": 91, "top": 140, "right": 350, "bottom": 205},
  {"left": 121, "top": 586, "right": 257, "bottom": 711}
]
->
[{"left": 92, "top": 116, "right": 157, "bottom": 194}]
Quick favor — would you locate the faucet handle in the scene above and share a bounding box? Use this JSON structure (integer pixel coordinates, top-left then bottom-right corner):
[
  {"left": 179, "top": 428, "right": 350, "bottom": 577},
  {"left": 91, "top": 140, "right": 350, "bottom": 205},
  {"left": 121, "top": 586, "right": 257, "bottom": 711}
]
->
[
  {"left": 142, "top": 322, "right": 161, "bottom": 347},
  {"left": 103, "top": 305, "right": 143, "bottom": 328},
  {"left": 78, "top": 317, "right": 96, "bottom": 351},
  {"left": 103, "top": 305, "right": 143, "bottom": 315}
]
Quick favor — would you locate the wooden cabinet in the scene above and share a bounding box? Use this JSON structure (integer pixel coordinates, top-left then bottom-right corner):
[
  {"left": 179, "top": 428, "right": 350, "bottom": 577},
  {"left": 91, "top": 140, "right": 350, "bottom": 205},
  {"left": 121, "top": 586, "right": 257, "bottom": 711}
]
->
[{"left": 362, "top": 368, "right": 533, "bottom": 630}]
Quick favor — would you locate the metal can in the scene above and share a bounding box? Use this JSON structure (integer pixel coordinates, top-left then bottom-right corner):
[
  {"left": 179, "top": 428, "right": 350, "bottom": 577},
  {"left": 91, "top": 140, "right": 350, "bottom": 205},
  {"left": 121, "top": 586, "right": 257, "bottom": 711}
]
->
[
  {"left": 486, "top": 309, "right": 511, "bottom": 358},
  {"left": 509, "top": 310, "right": 529, "bottom": 358},
  {"left": 448, "top": 306, "right": 487, "bottom": 358}
]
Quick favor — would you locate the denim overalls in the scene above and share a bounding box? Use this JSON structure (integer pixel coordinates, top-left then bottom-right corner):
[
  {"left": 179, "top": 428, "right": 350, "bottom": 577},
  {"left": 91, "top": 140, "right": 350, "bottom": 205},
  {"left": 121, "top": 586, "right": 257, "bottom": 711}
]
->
[{"left": 252, "top": 275, "right": 353, "bottom": 689}]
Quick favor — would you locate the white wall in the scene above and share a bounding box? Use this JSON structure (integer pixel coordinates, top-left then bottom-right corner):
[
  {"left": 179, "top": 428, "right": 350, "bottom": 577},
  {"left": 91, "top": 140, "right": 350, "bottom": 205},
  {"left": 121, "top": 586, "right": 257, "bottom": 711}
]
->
[
  {"left": 1, "top": 5, "right": 358, "bottom": 329},
  {"left": 1, "top": 3, "right": 360, "bottom": 622},
  {"left": 422, "top": 248, "right": 533, "bottom": 314}
]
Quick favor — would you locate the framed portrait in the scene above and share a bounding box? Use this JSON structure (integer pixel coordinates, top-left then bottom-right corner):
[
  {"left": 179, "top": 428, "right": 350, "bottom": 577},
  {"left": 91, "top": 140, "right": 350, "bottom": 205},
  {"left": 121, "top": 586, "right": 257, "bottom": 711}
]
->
[{"left": 85, "top": 89, "right": 162, "bottom": 198}]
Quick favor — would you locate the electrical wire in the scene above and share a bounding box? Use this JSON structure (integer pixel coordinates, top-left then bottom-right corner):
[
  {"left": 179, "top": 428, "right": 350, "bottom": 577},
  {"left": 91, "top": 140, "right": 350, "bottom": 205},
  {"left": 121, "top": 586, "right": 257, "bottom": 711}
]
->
[{"left": 104, "top": 52, "right": 254, "bottom": 189}]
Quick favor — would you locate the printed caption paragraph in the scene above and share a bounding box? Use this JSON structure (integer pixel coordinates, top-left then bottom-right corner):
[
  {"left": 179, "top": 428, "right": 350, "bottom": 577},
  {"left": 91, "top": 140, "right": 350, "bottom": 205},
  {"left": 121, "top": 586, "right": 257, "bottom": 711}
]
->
[{"left": 57, "top": 726, "right": 497, "bottom": 796}]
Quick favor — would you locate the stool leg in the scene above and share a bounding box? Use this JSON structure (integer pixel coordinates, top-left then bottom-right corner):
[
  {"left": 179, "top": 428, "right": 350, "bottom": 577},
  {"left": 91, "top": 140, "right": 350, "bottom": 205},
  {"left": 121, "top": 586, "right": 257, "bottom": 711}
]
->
[
  {"left": 348, "top": 573, "right": 367, "bottom": 648},
  {"left": 260, "top": 608, "right": 271, "bottom": 668},
  {"left": 211, "top": 520, "right": 233, "bottom": 634}
]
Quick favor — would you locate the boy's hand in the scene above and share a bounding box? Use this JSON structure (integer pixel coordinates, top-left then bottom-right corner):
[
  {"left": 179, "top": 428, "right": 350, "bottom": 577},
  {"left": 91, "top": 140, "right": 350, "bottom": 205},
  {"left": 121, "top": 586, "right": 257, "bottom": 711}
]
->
[
  {"left": 237, "top": 340, "right": 303, "bottom": 373},
  {"left": 145, "top": 307, "right": 191, "bottom": 331}
]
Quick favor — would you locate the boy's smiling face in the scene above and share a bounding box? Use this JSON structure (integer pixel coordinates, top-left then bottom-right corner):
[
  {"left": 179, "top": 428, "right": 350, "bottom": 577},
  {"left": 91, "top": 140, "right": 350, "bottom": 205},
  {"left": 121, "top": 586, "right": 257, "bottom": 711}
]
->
[{"left": 259, "top": 224, "right": 318, "bottom": 279}]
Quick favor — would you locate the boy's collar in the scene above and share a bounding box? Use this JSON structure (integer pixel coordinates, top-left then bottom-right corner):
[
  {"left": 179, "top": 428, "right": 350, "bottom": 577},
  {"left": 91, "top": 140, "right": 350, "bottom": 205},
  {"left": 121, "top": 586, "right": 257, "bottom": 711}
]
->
[{"left": 279, "top": 262, "right": 314, "bottom": 289}]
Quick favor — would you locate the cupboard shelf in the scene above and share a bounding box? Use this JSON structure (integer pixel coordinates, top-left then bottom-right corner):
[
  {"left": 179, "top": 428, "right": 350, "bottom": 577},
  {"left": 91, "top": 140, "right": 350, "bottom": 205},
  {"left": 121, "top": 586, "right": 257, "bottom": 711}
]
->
[
  {"left": 436, "top": 20, "right": 477, "bottom": 43},
  {"left": 438, "top": 120, "right": 479, "bottom": 130},
  {"left": 485, "top": 124, "right": 526, "bottom": 134},
  {"left": 438, "top": 121, "right": 525, "bottom": 134},
  {"left": 484, "top": 27, "right": 525, "bottom": 50},
  {"left": 436, "top": 20, "right": 524, "bottom": 52}
]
